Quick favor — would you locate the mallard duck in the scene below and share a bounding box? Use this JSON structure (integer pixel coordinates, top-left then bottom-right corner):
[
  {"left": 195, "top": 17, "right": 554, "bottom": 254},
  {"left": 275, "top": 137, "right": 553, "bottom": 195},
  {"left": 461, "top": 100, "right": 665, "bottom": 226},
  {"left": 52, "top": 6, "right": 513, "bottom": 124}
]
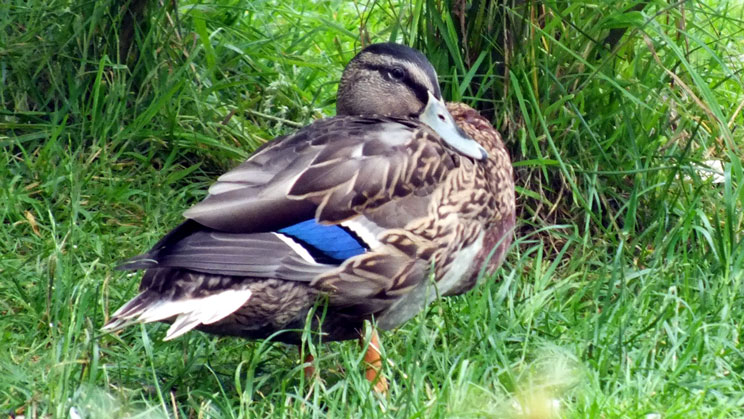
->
[{"left": 104, "top": 42, "right": 515, "bottom": 392}]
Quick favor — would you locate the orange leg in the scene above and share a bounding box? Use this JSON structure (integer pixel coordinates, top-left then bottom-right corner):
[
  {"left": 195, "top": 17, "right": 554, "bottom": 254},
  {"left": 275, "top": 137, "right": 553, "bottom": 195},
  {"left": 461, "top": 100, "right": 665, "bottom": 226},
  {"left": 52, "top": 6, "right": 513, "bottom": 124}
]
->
[
  {"left": 361, "top": 328, "right": 388, "bottom": 393},
  {"left": 299, "top": 346, "right": 315, "bottom": 380}
]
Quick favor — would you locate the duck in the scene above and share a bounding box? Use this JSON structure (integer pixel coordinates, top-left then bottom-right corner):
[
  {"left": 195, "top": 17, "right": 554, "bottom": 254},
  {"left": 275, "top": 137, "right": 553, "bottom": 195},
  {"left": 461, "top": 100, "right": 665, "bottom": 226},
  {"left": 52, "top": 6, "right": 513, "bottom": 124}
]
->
[{"left": 104, "top": 42, "right": 515, "bottom": 393}]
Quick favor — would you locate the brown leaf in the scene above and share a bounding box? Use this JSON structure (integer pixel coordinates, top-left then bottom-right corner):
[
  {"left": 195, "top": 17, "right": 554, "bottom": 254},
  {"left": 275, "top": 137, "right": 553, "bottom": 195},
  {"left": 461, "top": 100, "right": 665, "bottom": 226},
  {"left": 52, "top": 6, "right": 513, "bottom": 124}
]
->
[{"left": 25, "top": 210, "right": 40, "bottom": 236}]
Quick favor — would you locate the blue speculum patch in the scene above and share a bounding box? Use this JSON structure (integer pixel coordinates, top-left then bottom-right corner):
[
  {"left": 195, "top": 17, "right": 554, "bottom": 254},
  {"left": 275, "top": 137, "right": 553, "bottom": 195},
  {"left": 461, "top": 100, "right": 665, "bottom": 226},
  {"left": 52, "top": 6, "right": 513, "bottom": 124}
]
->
[{"left": 278, "top": 219, "right": 367, "bottom": 263}]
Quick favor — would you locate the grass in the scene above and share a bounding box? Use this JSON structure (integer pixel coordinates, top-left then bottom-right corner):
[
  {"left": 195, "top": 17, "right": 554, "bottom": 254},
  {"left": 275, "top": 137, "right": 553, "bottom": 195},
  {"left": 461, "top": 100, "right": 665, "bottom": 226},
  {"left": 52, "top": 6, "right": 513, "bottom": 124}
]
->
[{"left": 1, "top": 0, "right": 742, "bottom": 417}]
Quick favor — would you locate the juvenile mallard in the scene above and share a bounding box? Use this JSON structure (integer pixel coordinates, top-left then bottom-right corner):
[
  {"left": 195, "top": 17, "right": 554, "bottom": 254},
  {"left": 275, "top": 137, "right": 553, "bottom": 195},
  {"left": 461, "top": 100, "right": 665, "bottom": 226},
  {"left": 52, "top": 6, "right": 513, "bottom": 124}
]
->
[{"left": 104, "top": 43, "right": 515, "bottom": 392}]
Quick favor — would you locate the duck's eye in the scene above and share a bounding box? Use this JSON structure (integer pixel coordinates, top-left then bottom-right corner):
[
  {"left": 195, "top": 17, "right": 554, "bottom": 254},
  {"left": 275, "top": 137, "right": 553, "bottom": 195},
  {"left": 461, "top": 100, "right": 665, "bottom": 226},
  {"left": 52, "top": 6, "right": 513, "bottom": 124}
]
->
[{"left": 386, "top": 67, "right": 406, "bottom": 81}]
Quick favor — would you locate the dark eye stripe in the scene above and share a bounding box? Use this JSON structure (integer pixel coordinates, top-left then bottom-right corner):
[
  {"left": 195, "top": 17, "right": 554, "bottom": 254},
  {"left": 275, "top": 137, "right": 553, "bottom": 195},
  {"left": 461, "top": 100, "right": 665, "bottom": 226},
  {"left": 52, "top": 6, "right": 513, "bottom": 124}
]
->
[{"left": 360, "top": 63, "right": 431, "bottom": 108}]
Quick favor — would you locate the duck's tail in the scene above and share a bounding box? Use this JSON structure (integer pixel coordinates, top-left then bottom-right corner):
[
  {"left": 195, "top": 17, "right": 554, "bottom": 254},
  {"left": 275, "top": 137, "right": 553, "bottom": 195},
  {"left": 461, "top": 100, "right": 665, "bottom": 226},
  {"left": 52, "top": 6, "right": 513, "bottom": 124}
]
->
[{"left": 102, "top": 270, "right": 253, "bottom": 340}]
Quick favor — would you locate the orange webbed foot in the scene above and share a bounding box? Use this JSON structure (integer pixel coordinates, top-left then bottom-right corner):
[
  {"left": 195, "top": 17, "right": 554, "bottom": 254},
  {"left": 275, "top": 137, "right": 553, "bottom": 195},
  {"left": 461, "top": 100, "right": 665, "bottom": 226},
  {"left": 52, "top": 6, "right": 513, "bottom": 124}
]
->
[{"left": 361, "top": 328, "right": 388, "bottom": 394}]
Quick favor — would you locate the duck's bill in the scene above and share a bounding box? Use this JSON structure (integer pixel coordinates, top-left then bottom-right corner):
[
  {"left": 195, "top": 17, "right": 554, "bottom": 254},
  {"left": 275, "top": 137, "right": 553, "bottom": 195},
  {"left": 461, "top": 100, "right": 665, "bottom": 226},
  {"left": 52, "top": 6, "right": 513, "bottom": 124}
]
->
[{"left": 418, "top": 91, "right": 488, "bottom": 160}]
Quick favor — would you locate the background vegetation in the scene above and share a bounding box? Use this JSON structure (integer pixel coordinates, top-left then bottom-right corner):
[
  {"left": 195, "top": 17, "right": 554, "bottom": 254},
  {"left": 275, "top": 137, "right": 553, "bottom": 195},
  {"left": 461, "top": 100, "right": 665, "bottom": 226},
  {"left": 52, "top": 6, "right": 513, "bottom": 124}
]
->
[{"left": 1, "top": 0, "right": 742, "bottom": 417}]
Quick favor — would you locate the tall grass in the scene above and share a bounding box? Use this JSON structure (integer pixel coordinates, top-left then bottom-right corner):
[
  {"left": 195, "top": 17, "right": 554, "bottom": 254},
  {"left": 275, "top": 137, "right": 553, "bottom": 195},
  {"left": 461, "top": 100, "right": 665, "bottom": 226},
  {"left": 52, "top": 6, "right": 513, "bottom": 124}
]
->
[{"left": 1, "top": 0, "right": 742, "bottom": 417}]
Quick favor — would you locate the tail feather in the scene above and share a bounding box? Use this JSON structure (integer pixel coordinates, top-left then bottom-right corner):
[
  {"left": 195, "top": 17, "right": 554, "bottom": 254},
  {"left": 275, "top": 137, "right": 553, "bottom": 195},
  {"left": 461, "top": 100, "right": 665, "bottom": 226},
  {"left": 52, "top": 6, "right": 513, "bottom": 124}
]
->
[
  {"left": 164, "top": 313, "right": 203, "bottom": 340},
  {"left": 102, "top": 288, "right": 253, "bottom": 339},
  {"left": 101, "top": 293, "right": 158, "bottom": 332}
]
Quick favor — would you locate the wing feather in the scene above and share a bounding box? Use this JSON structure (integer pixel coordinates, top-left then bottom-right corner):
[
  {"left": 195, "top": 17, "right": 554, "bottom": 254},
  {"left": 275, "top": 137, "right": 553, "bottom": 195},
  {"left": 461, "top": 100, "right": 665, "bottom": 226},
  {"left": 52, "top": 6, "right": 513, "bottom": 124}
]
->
[
  {"left": 119, "top": 228, "right": 333, "bottom": 281},
  {"left": 183, "top": 116, "right": 460, "bottom": 232}
]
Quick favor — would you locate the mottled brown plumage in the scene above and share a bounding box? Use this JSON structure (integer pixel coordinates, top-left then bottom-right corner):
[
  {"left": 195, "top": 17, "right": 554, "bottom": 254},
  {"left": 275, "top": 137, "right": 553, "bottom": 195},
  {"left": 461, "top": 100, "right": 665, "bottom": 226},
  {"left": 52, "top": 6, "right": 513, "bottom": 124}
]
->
[{"left": 104, "top": 43, "right": 515, "bottom": 391}]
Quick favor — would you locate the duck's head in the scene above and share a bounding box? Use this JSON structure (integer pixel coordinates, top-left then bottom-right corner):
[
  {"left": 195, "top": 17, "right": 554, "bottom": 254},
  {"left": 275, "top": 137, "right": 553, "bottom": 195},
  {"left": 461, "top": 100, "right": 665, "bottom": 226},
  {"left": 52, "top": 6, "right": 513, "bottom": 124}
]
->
[{"left": 337, "top": 43, "right": 488, "bottom": 161}]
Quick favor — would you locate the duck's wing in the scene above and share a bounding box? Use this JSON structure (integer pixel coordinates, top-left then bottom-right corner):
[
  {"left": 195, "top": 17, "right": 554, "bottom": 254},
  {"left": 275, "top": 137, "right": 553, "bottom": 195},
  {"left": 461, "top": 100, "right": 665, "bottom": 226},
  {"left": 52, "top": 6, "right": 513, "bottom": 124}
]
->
[
  {"left": 183, "top": 115, "right": 460, "bottom": 232},
  {"left": 118, "top": 116, "right": 460, "bottom": 282}
]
